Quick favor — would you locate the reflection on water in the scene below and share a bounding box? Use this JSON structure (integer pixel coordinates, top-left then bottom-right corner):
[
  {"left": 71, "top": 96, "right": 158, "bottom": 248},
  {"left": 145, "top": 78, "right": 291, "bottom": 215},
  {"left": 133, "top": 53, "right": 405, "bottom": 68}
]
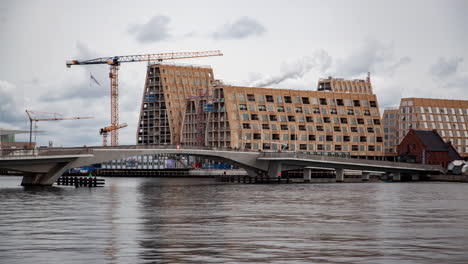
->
[{"left": 1, "top": 176, "right": 468, "bottom": 263}]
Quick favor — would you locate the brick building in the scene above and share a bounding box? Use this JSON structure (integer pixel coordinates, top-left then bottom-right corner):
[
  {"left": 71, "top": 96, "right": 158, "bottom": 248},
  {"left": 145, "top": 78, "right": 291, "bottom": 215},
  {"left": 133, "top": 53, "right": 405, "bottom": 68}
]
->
[{"left": 398, "top": 129, "right": 461, "bottom": 167}]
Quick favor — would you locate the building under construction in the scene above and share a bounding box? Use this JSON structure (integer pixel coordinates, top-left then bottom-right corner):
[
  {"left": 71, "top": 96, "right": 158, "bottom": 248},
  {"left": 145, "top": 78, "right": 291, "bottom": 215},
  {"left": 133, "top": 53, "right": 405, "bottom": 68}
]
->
[{"left": 137, "top": 64, "right": 386, "bottom": 159}]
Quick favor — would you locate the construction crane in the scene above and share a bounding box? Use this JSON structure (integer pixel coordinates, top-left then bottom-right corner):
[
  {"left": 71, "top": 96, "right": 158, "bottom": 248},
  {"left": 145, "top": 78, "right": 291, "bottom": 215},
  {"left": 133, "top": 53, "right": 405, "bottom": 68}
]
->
[
  {"left": 99, "top": 123, "right": 128, "bottom": 147},
  {"left": 66, "top": 50, "right": 223, "bottom": 146},
  {"left": 25, "top": 110, "right": 93, "bottom": 147}
]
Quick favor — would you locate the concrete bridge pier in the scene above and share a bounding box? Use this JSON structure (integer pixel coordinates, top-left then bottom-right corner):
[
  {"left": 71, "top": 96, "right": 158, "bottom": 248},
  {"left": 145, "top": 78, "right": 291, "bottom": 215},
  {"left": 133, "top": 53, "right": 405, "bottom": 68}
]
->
[
  {"left": 303, "top": 168, "right": 312, "bottom": 182},
  {"left": 21, "top": 162, "right": 70, "bottom": 186},
  {"left": 268, "top": 161, "right": 282, "bottom": 180},
  {"left": 361, "top": 171, "right": 370, "bottom": 181},
  {"left": 392, "top": 172, "right": 401, "bottom": 181},
  {"left": 336, "top": 168, "right": 344, "bottom": 182}
]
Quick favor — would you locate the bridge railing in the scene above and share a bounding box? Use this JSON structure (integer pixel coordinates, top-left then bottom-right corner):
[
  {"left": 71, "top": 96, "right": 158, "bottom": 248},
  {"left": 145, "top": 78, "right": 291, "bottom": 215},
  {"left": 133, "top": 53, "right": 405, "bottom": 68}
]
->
[
  {"left": 0, "top": 144, "right": 260, "bottom": 158},
  {"left": 259, "top": 152, "right": 444, "bottom": 171}
]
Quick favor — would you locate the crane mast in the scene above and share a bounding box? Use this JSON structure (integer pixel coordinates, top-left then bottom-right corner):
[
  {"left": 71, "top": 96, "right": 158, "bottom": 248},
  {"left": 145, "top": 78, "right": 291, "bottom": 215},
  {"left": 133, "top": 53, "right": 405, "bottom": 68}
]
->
[{"left": 66, "top": 50, "right": 223, "bottom": 146}]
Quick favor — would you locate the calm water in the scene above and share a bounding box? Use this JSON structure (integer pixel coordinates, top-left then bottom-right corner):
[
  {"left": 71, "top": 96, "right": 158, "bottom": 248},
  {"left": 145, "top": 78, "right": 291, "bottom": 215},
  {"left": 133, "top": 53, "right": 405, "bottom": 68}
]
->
[{"left": 1, "top": 176, "right": 468, "bottom": 264}]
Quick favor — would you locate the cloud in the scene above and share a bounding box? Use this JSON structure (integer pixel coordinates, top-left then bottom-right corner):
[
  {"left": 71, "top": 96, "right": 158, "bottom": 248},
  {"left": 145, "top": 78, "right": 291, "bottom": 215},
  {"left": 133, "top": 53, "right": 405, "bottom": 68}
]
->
[
  {"left": 129, "top": 15, "right": 172, "bottom": 43},
  {"left": 429, "top": 57, "right": 464, "bottom": 79},
  {"left": 249, "top": 50, "right": 331, "bottom": 88},
  {"left": 427, "top": 56, "right": 468, "bottom": 96},
  {"left": 0, "top": 80, "right": 25, "bottom": 126},
  {"left": 42, "top": 42, "right": 109, "bottom": 102},
  {"left": 212, "top": 16, "right": 266, "bottom": 40},
  {"left": 336, "top": 38, "right": 411, "bottom": 78}
]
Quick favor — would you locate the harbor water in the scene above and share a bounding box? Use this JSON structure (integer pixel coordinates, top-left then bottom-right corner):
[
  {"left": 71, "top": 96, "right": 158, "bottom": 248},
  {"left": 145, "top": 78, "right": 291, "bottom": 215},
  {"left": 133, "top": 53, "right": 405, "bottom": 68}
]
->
[{"left": 1, "top": 176, "right": 468, "bottom": 263}]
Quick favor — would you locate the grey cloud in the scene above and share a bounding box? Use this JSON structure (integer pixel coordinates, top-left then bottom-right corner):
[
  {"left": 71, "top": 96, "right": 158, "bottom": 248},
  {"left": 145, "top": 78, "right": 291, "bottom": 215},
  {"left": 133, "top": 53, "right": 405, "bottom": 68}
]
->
[
  {"left": 212, "top": 16, "right": 266, "bottom": 40},
  {"left": 336, "top": 39, "right": 411, "bottom": 78},
  {"left": 0, "top": 80, "right": 24, "bottom": 124},
  {"left": 429, "top": 57, "right": 464, "bottom": 79},
  {"left": 250, "top": 50, "right": 331, "bottom": 88},
  {"left": 129, "top": 15, "right": 172, "bottom": 43}
]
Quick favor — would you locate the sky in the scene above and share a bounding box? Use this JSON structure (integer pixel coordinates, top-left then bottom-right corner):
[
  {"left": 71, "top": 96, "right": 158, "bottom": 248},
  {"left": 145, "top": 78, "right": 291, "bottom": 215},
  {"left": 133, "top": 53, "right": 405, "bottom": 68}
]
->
[{"left": 0, "top": 0, "right": 467, "bottom": 147}]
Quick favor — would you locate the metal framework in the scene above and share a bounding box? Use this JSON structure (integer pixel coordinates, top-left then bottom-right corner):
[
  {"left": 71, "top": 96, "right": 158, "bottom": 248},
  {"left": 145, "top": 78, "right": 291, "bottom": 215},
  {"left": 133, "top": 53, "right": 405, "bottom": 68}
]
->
[
  {"left": 100, "top": 123, "right": 128, "bottom": 146},
  {"left": 66, "top": 50, "right": 223, "bottom": 146}
]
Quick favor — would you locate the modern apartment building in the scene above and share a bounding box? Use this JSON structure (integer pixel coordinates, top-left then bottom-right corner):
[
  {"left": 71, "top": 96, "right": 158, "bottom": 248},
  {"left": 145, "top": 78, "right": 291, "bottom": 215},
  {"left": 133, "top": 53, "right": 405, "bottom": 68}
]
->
[
  {"left": 136, "top": 62, "right": 215, "bottom": 145},
  {"left": 382, "top": 98, "right": 468, "bottom": 159},
  {"left": 137, "top": 63, "right": 385, "bottom": 158},
  {"left": 182, "top": 82, "right": 385, "bottom": 158}
]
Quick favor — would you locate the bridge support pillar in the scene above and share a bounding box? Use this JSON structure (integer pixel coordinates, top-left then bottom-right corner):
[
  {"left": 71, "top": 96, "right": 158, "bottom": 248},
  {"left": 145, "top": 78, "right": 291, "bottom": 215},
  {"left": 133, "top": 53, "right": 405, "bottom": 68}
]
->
[
  {"left": 392, "top": 172, "right": 401, "bottom": 181},
  {"left": 21, "top": 162, "right": 70, "bottom": 186},
  {"left": 362, "top": 171, "right": 370, "bottom": 181},
  {"left": 268, "top": 161, "right": 282, "bottom": 179},
  {"left": 336, "top": 168, "right": 344, "bottom": 182},
  {"left": 303, "top": 168, "right": 312, "bottom": 182}
]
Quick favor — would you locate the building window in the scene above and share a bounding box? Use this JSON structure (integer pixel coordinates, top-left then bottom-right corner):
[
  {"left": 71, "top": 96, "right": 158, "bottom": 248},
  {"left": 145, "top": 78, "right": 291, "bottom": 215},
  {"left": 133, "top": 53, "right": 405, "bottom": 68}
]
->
[
  {"left": 247, "top": 94, "right": 255, "bottom": 101},
  {"left": 242, "top": 114, "right": 249, "bottom": 120},
  {"left": 316, "top": 126, "right": 324, "bottom": 131},
  {"left": 258, "top": 105, "right": 266, "bottom": 111},
  {"left": 337, "top": 99, "right": 344, "bottom": 106},
  {"left": 239, "top": 104, "right": 247, "bottom": 110},
  {"left": 242, "top": 123, "right": 251, "bottom": 129},
  {"left": 266, "top": 95, "right": 274, "bottom": 102},
  {"left": 306, "top": 116, "right": 314, "bottom": 122},
  {"left": 299, "top": 125, "right": 306, "bottom": 131},
  {"left": 340, "top": 118, "right": 348, "bottom": 124},
  {"left": 300, "top": 144, "right": 307, "bottom": 150},
  {"left": 251, "top": 114, "right": 259, "bottom": 120},
  {"left": 360, "top": 136, "right": 367, "bottom": 142},
  {"left": 335, "top": 145, "right": 342, "bottom": 151},
  {"left": 284, "top": 96, "right": 292, "bottom": 103},
  {"left": 290, "top": 134, "right": 297, "bottom": 140},
  {"left": 253, "top": 133, "right": 261, "bottom": 139},
  {"left": 319, "top": 98, "right": 327, "bottom": 105},
  {"left": 295, "top": 107, "right": 303, "bottom": 113},
  {"left": 295, "top": 97, "right": 301, "bottom": 104},
  {"left": 262, "top": 124, "right": 270, "bottom": 129},
  {"left": 326, "top": 135, "right": 333, "bottom": 141},
  {"left": 324, "top": 117, "right": 331, "bottom": 123},
  {"left": 370, "top": 101, "right": 377, "bottom": 107},
  {"left": 269, "top": 115, "right": 277, "bottom": 121},
  {"left": 309, "top": 135, "right": 316, "bottom": 141},
  {"left": 281, "top": 125, "right": 288, "bottom": 130},
  {"left": 288, "top": 116, "right": 296, "bottom": 122},
  {"left": 302, "top": 97, "right": 310, "bottom": 104},
  {"left": 352, "top": 145, "right": 359, "bottom": 151},
  {"left": 277, "top": 106, "right": 285, "bottom": 112},
  {"left": 238, "top": 94, "right": 245, "bottom": 101},
  {"left": 272, "top": 134, "right": 280, "bottom": 140},
  {"left": 344, "top": 136, "right": 350, "bottom": 142},
  {"left": 333, "top": 126, "right": 341, "bottom": 132},
  {"left": 353, "top": 100, "right": 360, "bottom": 106}
]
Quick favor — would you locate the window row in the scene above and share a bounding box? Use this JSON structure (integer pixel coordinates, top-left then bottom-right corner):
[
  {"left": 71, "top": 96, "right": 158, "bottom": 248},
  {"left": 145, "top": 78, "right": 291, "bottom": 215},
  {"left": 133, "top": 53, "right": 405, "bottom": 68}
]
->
[{"left": 234, "top": 93, "right": 377, "bottom": 107}]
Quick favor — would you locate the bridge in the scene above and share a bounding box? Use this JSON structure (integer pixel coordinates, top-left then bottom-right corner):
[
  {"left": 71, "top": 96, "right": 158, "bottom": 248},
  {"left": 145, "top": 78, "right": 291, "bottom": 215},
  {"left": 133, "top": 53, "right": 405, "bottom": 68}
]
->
[{"left": 0, "top": 145, "right": 445, "bottom": 186}]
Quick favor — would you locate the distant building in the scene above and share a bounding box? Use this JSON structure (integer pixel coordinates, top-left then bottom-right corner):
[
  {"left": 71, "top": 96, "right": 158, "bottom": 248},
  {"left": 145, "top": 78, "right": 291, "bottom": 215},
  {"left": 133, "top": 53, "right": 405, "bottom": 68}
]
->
[
  {"left": 398, "top": 129, "right": 461, "bottom": 167},
  {"left": 382, "top": 98, "right": 468, "bottom": 160},
  {"left": 0, "top": 129, "right": 32, "bottom": 151},
  {"left": 382, "top": 108, "right": 399, "bottom": 156}
]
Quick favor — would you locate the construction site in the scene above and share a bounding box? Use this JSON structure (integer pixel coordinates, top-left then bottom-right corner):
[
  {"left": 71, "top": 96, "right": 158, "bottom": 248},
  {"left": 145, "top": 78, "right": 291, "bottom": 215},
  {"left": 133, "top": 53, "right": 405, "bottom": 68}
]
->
[{"left": 2, "top": 50, "right": 468, "bottom": 171}]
